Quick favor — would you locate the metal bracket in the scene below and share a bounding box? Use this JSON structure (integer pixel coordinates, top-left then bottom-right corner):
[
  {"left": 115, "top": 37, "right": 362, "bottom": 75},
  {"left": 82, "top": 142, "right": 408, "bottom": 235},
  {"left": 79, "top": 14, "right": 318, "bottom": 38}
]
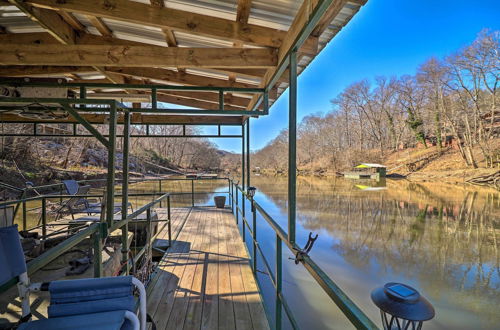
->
[{"left": 290, "top": 232, "right": 318, "bottom": 264}]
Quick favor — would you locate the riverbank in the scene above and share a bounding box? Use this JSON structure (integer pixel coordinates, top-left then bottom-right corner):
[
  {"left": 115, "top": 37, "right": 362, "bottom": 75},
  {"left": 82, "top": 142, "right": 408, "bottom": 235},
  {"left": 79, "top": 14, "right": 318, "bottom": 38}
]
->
[{"left": 250, "top": 142, "right": 499, "bottom": 189}]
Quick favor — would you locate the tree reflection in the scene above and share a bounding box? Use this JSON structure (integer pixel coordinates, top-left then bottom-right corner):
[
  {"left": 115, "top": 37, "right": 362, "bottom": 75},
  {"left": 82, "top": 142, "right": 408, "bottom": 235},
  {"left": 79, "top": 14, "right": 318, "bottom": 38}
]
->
[{"left": 252, "top": 176, "right": 500, "bottom": 320}]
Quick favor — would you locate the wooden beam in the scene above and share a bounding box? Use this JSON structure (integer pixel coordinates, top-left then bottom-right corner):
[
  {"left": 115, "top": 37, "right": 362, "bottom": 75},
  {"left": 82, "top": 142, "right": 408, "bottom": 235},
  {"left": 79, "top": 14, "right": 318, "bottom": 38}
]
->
[
  {"left": 162, "top": 28, "right": 178, "bottom": 47},
  {"left": 26, "top": 0, "right": 287, "bottom": 49},
  {"left": 59, "top": 10, "right": 86, "bottom": 32},
  {"left": 5, "top": 4, "right": 124, "bottom": 86},
  {"left": 312, "top": 0, "right": 347, "bottom": 37},
  {"left": 0, "top": 113, "right": 243, "bottom": 125},
  {"left": 236, "top": 0, "right": 252, "bottom": 24},
  {"left": 0, "top": 32, "right": 167, "bottom": 47},
  {"left": 212, "top": 67, "right": 289, "bottom": 83},
  {"left": 0, "top": 44, "right": 277, "bottom": 68},
  {"left": 247, "top": 0, "right": 347, "bottom": 109},
  {"left": 87, "top": 15, "right": 113, "bottom": 37},
  {"left": 105, "top": 67, "right": 257, "bottom": 88},
  {"left": 90, "top": 90, "right": 249, "bottom": 109},
  {"left": 8, "top": 0, "right": 75, "bottom": 44},
  {"left": 152, "top": 92, "right": 244, "bottom": 110},
  {"left": 158, "top": 91, "right": 250, "bottom": 108}
]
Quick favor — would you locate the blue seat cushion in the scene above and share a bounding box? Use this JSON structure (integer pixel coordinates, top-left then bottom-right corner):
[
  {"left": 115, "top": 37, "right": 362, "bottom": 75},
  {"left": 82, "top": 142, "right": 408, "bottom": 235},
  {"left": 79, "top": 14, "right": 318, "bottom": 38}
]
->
[{"left": 18, "top": 310, "right": 129, "bottom": 330}]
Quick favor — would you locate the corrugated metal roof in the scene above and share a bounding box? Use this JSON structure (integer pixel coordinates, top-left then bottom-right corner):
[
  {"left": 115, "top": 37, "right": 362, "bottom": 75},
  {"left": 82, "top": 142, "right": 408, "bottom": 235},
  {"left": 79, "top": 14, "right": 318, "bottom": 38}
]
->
[{"left": 0, "top": 0, "right": 366, "bottom": 109}]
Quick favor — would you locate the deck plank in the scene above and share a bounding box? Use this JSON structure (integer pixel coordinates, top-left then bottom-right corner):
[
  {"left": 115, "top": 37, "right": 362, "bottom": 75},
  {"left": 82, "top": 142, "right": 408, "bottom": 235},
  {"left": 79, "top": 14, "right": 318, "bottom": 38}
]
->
[
  {"left": 149, "top": 206, "right": 268, "bottom": 330},
  {"left": 217, "top": 207, "right": 236, "bottom": 330}
]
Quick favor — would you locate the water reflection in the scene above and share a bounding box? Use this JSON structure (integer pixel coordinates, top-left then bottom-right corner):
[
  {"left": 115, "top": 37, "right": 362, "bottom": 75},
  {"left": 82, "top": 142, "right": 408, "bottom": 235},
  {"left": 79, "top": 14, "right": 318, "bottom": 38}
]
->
[{"left": 250, "top": 176, "right": 499, "bottom": 329}]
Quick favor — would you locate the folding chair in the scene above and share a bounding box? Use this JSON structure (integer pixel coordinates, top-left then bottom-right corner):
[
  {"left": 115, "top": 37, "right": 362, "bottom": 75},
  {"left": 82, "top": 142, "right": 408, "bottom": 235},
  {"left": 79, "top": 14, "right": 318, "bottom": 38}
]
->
[{"left": 0, "top": 225, "right": 148, "bottom": 330}]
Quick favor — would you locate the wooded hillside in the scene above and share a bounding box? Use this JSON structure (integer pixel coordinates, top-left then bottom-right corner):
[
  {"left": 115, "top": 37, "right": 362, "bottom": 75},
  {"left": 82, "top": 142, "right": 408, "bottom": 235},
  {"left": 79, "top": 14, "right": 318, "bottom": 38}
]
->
[{"left": 252, "top": 30, "right": 499, "bottom": 173}]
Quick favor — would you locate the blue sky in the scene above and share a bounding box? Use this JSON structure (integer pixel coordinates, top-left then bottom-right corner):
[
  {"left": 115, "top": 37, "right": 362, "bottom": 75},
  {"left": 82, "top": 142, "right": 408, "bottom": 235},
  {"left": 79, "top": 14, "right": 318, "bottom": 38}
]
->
[{"left": 211, "top": 0, "right": 500, "bottom": 152}]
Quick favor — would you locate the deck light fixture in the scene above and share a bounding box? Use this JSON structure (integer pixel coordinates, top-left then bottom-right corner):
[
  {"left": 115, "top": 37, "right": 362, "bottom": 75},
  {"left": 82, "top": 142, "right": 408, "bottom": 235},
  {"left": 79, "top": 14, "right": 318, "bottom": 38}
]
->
[
  {"left": 371, "top": 282, "right": 435, "bottom": 330},
  {"left": 247, "top": 186, "right": 256, "bottom": 198}
]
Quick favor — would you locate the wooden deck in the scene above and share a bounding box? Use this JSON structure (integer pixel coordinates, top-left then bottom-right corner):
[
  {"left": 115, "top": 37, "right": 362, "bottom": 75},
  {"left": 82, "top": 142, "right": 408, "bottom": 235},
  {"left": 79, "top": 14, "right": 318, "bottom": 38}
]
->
[
  {"left": 147, "top": 206, "right": 269, "bottom": 330},
  {"left": 0, "top": 206, "right": 269, "bottom": 329}
]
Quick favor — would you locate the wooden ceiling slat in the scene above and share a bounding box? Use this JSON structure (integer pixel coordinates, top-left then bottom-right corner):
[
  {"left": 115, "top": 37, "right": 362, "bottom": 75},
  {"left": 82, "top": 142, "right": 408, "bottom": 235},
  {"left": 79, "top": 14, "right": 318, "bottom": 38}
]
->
[
  {"left": 236, "top": 0, "right": 252, "bottom": 24},
  {"left": 105, "top": 67, "right": 258, "bottom": 89},
  {"left": 0, "top": 66, "right": 95, "bottom": 76},
  {"left": 8, "top": 0, "right": 75, "bottom": 44},
  {"left": 247, "top": 0, "right": 348, "bottom": 110},
  {"left": 25, "top": 0, "right": 286, "bottom": 49},
  {"left": 86, "top": 15, "right": 113, "bottom": 37}
]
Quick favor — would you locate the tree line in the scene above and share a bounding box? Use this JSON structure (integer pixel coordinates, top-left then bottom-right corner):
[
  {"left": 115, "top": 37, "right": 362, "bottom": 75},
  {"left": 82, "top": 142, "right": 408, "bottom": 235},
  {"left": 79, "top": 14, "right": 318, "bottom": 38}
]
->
[{"left": 252, "top": 30, "right": 499, "bottom": 172}]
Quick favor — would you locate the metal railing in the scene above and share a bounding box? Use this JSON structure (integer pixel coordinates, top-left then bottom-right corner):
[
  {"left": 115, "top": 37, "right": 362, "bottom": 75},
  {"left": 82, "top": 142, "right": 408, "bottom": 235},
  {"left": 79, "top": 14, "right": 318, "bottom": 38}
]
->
[
  {"left": 229, "top": 179, "right": 378, "bottom": 330},
  {"left": 0, "top": 177, "right": 230, "bottom": 293}
]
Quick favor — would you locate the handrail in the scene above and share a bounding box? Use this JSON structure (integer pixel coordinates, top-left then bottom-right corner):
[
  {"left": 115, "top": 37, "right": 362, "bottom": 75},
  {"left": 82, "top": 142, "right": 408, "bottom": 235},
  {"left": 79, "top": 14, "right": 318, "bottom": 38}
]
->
[{"left": 230, "top": 180, "right": 378, "bottom": 330}]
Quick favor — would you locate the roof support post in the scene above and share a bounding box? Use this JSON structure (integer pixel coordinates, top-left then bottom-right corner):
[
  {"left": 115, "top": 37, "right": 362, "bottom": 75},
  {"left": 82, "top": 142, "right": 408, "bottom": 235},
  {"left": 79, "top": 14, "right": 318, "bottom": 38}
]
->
[
  {"left": 151, "top": 87, "right": 157, "bottom": 110},
  {"left": 60, "top": 103, "right": 109, "bottom": 148},
  {"left": 241, "top": 123, "right": 245, "bottom": 191},
  {"left": 219, "top": 91, "right": 224, "bottom": 111},
  {"left": 288, "top": 49, "right": 297, "bottom": 245},
  {"left": 246, "top": 118, "right": 250, "bottom": 188},
  {"left": 105, "top": 102, "right": 117, "bottom": 227},
  {"left": 121, "top": 110, "right": 130, "bottom": 274}
]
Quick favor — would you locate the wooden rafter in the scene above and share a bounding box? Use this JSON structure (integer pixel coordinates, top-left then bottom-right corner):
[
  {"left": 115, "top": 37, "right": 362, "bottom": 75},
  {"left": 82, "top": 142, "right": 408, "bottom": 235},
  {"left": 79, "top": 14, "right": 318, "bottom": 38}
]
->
[
  {"left": 8, "top": 0, "right": 75, "bottom": 44},
  {"left": 86, "top": 16, "right": 113, "bottom": 37},
  {"left": 0, "top": 113, "right": 244, "bottom": 125},
  {"left": 247, "top": 0, "right": 349, "bottom": 109},
  {"left": 236, "top": 0, "right": 252, "bottom": 24},
  {"left": 105, "top": 67, "right": 258, "bottom": 89},
  {"left": 89, "top": 90, "right": 249, "bottom": 109},
  {"left": 59, "top": 10, "right": 86, "bottom": 32},
  {"left": 24, "top": 0, "right": 317, "bottom": 53},
  {"left": 0, "top": 44, "right": 277, "bottom": 68},
  {"left": 0, "top": 65, "right": 95, "bottom": 76},
  {"left": 6, "top": 2, "right": 126, "bottom": 85}
]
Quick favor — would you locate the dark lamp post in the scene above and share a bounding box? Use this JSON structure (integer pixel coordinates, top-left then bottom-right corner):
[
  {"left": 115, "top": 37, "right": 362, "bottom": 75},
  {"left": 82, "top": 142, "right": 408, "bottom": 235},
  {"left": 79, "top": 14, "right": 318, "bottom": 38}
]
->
[
  {"left": 371, "top": 282, "right": 435, "bottom": 330},
  {"left": 247, "top": 186, "right": 257, "bottom": 198}
]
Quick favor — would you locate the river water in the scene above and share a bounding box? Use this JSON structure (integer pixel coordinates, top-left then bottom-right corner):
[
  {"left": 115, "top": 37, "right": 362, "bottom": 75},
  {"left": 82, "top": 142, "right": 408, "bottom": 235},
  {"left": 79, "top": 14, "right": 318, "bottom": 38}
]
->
[
  {"left": 13, "top": 176, "right": 499, "bottom": 329},
  {"left": 230, "top": 175, "right": 499, "bottom": 329}
]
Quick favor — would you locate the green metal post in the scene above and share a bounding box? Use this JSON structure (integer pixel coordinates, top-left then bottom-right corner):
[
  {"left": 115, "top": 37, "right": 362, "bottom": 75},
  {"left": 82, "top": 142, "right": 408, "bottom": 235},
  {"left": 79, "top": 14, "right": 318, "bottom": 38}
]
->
[
  {"left": 93, "top": 229, "right": 103, "bottom": 278},
  {"left": 231, "top": 182, "right": 234, "bottom": 214},
  {"left": 121, "top": 111, "right": 130, "bottom": 274},
  {"left": 79, "top": 86, "right": 86, "bottom": 109},
  {"left": 41, "top": 197, "right": 46, "bottom": 239},
  {"left": 106, "top": 103, "right": 117, "bottom": 227},
  {"left": 246, "top": 119, "right": 250, "bottom": 188},
  {"left": 235, "top": 187, "right": 239, "bottom": 224},
  {"left": 191, "top": 179, "right": 194, "bottom": 207},
  {"left": 264, "top": 91, "right": 269, "bottom": 113},
  {"left": 22, "top": 201, "right": 26, "bottom": 231},
  {"left": 288, "top": 50, "right": 297, "bottom": 245},
  {"left": 276, "top": 234, "right": 282, "bottom": 330},
  {"left": 242, "top": 124, "right": 245, "bottom": 190},
  {"left": 167, "top": 195, "right": 172, "bottom": 246},
  {"left": 159, "top": 180, "right": 162, "bottom": 207},
  {"left": 152, "top": 87, "right": 157, "bottom": 109},
  {"left": 146, "top": 208, "right": 152, "bottom": 259},
  {"left": 252, "top": 200, "right": 257, "bottom": 273},
  {"left": 219, "top": 90, "right": 224, "bottom": 110}
]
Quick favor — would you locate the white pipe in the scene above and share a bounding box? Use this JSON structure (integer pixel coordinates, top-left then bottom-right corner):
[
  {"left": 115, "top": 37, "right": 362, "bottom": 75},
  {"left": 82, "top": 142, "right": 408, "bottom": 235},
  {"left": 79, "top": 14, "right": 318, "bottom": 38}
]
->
[
  {"left": 131, "top": 277, "right": 147, "bottom": 330},
  {"left": 17, "top": 272, "right": 31, "bottom": 318},
  {"left": 124, "top": 310, "right": 140, "bottom": 330}
]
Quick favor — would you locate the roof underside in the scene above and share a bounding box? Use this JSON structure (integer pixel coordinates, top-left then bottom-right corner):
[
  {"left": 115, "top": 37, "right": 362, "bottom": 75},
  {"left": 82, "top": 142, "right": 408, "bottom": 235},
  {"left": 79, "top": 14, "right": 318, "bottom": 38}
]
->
[{"left": 0, "top": 0, "right": 366, "bottom": 124}]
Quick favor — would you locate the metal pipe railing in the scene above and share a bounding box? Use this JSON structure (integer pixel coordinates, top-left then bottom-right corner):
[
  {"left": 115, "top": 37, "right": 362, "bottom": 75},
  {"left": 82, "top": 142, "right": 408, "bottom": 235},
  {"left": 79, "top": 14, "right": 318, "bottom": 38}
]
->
[
  {"left": 0, "top": 177, "right": 230, "bottom": 296},
  {"left": 230, "top": 179, "right": 378, "bottom": 330}
]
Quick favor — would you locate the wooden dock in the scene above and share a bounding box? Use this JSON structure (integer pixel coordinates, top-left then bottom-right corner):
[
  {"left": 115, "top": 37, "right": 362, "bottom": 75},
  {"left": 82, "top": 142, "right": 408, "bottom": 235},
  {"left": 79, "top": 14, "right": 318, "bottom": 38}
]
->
[
  {"left": 147, "top": 206, "right": 269, "bottom": 330},
  {"left": 1, "top": 206, "right": 269, "bottom": 329}
]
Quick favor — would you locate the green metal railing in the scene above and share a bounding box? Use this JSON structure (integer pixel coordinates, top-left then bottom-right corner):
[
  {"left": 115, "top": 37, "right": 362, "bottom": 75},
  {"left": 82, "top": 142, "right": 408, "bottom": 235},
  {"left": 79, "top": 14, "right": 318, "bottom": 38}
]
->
[
  {"left": 0, "top": 177, "right": 230, "bottom": 294},
  {"left": 229, "top": 179, "right": 378, "bottom": 330}
]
